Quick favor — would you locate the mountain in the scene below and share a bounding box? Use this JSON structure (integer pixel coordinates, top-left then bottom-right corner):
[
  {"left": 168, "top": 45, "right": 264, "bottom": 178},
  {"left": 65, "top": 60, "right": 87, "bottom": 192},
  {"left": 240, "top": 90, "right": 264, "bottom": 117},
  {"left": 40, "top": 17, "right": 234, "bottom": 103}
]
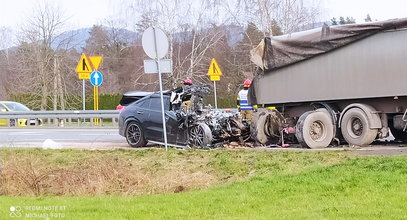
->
[
  {"left": 52, "top": 28, "right": 90, "bottom": 51},
  {"left": 51, "top": 27, "right": 139, "bottom": 52}
]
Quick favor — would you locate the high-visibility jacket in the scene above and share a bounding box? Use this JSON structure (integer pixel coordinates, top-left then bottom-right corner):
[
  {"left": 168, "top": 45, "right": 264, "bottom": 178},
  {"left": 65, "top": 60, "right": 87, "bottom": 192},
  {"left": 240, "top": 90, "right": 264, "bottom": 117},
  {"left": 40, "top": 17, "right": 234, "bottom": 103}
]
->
[{"left": 237, "top": 89, "right": 254, "bottom": 111}]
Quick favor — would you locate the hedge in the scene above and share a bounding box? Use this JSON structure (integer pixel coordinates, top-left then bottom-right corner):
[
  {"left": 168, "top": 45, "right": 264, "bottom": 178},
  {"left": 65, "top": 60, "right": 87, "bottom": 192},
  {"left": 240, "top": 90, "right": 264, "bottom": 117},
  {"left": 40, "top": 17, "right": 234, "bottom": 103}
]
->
[{"left": 11, "top": 93, "right": 237, "bottom": 110}]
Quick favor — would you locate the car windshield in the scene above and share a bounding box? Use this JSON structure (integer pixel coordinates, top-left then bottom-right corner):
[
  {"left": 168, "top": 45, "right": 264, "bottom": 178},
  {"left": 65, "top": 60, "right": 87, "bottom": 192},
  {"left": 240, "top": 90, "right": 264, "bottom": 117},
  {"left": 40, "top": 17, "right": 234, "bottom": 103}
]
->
[{"left": 3, "top": 102, "right": 30, "bottom": 111}]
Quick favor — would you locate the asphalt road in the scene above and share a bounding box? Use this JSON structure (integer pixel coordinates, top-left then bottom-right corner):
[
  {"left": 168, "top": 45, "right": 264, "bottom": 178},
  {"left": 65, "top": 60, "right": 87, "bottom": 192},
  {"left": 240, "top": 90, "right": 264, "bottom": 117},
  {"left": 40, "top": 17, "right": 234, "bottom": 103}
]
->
[
  {"left": 0, "top": 128, "right": 130, "bottom": 149},
  {"left": 1, "top": 128, "right": 406, "bottom": 156}
]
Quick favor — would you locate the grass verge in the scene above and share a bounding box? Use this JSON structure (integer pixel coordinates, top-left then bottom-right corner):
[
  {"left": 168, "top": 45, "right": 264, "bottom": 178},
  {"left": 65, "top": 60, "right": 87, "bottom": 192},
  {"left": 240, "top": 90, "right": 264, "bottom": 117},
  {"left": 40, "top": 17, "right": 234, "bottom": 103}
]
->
[
  {"left": 0, "top": 148, "right": 344, "bottom": 196},
  {"left": 1, "top": 148, "right": 406, "bottom": 219}
]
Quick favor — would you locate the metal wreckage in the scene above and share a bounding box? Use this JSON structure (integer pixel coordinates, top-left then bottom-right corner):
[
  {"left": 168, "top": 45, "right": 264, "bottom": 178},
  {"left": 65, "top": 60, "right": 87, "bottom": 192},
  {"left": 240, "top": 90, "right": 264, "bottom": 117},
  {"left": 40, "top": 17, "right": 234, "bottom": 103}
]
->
[
  {"left": 170, "top": 85, "right": 286, "bottom": 149},
  {"left": 169, "top": 85, "right": 250, "bottom": 148}
]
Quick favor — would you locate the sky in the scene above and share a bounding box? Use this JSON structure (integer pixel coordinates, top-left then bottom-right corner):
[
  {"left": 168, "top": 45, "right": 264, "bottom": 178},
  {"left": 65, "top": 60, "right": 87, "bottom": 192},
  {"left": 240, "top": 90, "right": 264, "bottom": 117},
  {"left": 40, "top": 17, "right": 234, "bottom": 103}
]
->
[
  {"left": 0, "top": 0, "right": 117, "bottom": 29},
  {"left": 1, "top": 0, "right": 407, "bottom": 31},
  {"left": 322, "top": 0, "right": 407, "bottom": 22}
]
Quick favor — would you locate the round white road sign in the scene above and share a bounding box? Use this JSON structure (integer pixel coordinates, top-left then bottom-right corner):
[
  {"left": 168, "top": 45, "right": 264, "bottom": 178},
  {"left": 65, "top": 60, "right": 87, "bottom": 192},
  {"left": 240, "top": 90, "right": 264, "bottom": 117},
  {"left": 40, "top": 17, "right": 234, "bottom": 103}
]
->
[{"left": 142, "top": 27, "right": 169, "bottom": 59}]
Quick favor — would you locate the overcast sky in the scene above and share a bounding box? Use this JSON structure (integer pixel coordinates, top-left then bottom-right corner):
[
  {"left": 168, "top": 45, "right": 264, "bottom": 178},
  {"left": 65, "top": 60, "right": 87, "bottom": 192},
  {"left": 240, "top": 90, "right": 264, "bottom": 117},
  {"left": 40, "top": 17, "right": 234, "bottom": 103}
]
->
[
  {"left": 0, "top": 0, "right": 117, "bottom": 29},
  {"left": 1, "top": 0, "right": 407, "bottom": 30},
  {"left": 322, "top": 0, "right": 407, "bottom": 22}
]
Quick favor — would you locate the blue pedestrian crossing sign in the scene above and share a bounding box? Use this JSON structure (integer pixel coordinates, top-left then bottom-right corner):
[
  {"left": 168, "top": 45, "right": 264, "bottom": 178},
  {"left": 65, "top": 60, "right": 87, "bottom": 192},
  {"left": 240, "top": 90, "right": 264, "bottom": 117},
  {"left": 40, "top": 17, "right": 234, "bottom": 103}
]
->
[{"left": 90, "top": 71, "right": 103, "bottom": 87}]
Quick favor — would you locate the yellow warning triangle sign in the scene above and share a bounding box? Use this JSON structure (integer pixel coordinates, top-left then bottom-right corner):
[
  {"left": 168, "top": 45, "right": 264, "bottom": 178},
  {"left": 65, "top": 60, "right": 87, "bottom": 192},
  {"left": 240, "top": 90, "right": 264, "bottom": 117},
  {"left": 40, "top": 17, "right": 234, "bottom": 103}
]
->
[
  {"left": 89, "top": 56, "right": 103, "bottom": 70},
  {"left": 76, "top": 53, "right": 92, "bottom": 73},
  {"left": 207, "top": 58, "right": 223, "bottom": 76}
]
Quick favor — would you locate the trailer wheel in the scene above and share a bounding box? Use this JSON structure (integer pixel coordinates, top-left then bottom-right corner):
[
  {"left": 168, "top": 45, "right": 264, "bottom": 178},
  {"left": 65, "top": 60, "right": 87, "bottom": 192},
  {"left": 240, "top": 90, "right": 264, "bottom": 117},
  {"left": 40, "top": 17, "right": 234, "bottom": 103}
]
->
[
  {"left": 295, "top": 110, "right": 334, "bottom": 148},
  {"left": 340, "top": 108, "right": 378, "bottom": 146}
]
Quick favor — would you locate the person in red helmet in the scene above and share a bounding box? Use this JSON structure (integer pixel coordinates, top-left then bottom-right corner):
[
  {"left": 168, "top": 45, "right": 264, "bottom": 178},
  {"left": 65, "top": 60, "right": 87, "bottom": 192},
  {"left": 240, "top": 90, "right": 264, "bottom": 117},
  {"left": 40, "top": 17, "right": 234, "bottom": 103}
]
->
[
  {"left": 182, "top": 78, "right": 193, "bottom": 111},
  {"left": 237, "top": 79, "right": 256, "bottom": 121},
  {"left": 184, "top": 78, "right": 192, "bottom": 85}
]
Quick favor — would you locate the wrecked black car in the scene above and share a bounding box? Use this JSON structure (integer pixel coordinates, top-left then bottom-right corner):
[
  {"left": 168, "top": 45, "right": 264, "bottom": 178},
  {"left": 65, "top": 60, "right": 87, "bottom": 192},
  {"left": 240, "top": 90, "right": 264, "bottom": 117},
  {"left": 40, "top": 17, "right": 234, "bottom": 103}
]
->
[{"left": 118, "top": 85, "right": 250, "bottom": 148}]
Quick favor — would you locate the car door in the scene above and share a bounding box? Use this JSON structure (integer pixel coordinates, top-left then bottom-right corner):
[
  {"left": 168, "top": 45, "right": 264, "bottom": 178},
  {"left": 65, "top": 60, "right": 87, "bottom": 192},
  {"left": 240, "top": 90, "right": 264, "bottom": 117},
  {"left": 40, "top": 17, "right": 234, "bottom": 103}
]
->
[
  {"left": 147, "top": 96, "right": 181, "bottom": 144},
  {"left": 131, "top": 98, "right": 151, "bottom": 133}
]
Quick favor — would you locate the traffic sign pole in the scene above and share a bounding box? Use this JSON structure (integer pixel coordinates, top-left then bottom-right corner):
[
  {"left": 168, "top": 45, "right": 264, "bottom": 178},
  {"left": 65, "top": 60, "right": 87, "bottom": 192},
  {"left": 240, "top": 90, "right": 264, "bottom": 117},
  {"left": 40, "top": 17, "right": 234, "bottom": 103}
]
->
[
  {"left": 207, "top": 58, "right": 222, "bottom": 109},
  {"left": 153, "top": 27, "right": 168, "bottom": 151},
  {"left": 90, "top": 71, "right": 103, "bottom": 125},
  {"left": 142, "top": 26, "right": 169, "bottom": 151},
  {"left": 214, "top": 81, "right": 218, "bottom": 109},
  {"left": 82, "top": 80, "right": 85, "bottom": 110},
  {"left": 93, "top": 86, "right": 99, "bottom": 125},
  {"left": 76, "top": 54, "right": 103, "bottom": 113}
]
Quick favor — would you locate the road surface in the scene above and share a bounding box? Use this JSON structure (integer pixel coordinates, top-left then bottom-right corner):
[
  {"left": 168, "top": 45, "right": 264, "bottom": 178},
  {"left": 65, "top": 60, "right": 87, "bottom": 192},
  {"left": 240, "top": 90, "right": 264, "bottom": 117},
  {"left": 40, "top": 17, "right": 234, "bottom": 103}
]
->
[
  {"left": 0, "top": 128, "right": 130, "bottom": 149},
  {"left": 1, "top": 128, "right": 407, "bottom": 156}
]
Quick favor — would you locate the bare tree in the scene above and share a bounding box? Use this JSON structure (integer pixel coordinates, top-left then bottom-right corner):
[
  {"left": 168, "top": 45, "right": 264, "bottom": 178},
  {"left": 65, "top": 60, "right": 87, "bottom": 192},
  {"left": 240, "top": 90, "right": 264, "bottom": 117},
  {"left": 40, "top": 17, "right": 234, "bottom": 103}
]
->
[
  {"left": 223, "top": 0, "right": 321, "bottom": 36},
  {"left": 122, "top": 0, "right": 225, "bottom": 89},
  {"left": 13, "top": 3, "right": 69, "bottom": 110},
  {"left": 0, "top": 27, "right": 13, "bottom": 99}
]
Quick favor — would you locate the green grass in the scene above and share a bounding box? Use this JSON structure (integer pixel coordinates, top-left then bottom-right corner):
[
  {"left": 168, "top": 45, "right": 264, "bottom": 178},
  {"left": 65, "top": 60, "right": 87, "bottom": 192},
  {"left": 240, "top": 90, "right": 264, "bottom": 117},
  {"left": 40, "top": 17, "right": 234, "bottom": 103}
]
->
[{"left": 0, "top": 149, "right": 406, "bottom": 219}]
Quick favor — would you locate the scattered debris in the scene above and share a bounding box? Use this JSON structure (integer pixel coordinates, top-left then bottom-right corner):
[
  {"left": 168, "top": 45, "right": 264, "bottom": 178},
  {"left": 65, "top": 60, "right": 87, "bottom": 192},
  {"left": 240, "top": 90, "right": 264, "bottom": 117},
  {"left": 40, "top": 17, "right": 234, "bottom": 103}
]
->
[
  {"left": 170, "top": 85, "right": 252, "bottom": 148},
  {"left": 42, "top": 139, "right": 62, "bottom": 149}
]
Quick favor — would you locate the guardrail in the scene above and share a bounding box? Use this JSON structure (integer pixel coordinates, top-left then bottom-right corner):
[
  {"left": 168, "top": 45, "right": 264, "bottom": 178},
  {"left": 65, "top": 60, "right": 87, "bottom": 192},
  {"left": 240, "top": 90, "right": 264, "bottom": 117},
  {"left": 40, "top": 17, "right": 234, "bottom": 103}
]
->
[{"left": 0, "top": 110, "right": 120, "bottom": 128}]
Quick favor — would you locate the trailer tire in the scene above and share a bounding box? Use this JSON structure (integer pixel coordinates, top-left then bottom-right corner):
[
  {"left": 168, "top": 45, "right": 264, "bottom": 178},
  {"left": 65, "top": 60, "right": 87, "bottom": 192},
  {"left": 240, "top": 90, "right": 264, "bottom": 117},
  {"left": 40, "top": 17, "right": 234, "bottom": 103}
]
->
[
  {"left": 341, "top": 108, "right": 378, "bottom": 146},
  {"left": 295, "top": 110, "right": 334, "bottom": 149}
]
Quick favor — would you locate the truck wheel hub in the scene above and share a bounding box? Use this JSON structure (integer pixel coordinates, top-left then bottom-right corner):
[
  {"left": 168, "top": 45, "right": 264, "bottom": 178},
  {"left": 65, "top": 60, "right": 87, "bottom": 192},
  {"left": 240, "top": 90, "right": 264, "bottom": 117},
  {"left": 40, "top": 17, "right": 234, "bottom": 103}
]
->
[
  {"left": 310, "top": 121, "right": 324, "bottom": 140},
  {"left": 351, "top": 118, "right": 363, "bottom": 136}
]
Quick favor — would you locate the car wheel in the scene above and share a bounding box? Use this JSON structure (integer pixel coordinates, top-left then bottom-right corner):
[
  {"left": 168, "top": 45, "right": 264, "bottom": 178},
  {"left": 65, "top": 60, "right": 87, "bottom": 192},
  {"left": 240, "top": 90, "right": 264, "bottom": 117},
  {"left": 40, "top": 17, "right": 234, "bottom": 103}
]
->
[
  {"left": 189, "top": 123, "right": 213, "bottom": 149},
  {"left": 125, "top": 121, "right": 147, "bottom": 148}
]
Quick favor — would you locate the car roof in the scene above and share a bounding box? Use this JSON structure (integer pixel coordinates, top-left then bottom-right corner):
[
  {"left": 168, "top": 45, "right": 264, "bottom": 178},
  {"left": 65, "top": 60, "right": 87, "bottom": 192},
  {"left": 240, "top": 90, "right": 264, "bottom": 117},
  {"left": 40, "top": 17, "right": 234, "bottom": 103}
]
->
[{"left": 122, "top": 91, "right": 154, "bottom": 97}]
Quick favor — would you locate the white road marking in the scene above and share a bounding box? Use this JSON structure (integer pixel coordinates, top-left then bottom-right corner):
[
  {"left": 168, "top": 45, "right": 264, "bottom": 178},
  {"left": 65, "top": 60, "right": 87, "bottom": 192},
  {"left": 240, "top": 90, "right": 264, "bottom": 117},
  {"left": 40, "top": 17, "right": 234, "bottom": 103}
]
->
[{"left": 9, "top": 132, "right": 43, "bottom": 136}]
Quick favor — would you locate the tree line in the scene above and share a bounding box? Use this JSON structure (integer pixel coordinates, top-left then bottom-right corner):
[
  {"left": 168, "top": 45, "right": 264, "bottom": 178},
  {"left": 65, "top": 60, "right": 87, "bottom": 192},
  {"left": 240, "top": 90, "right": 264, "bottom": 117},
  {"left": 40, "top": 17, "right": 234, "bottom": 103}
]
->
[{"left": 0, "top": 0, "right": 324, "bottom": 110}]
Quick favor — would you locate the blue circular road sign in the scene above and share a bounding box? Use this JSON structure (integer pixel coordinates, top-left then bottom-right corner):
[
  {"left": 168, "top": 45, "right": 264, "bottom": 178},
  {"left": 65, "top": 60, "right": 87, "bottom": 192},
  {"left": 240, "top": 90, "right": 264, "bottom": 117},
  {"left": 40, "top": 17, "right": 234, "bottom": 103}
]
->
[{"left": 90, "top": 71, "right": 103, "bottom": 87}]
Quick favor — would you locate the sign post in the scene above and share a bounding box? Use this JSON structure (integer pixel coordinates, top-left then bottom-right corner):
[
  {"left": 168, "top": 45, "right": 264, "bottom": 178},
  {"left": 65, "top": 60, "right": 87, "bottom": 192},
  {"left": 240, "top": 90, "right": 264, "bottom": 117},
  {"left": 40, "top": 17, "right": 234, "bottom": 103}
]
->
[
  {"left": 142, "top": 27, "right": 170, "bottom": 151},
  {"left": 90, "top": 70, "right": 103, "bottom": 125},
  {"left": 207, "top": 58, "right": 223, "bottom": 109},
  {"left": 75, "top": 53, "right": 93, "bottom": 110},
  {"left": 75, "top": 54, "right": 103, "bottom": 118},
  {"left": 89, "top": 56, "right": 103, "bottom": 120}
]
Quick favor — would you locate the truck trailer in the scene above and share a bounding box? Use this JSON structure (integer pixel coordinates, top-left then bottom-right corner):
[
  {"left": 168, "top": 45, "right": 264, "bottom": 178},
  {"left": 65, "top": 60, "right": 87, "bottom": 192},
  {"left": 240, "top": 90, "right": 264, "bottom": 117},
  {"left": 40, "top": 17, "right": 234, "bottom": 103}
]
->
[{"left": 249, "top": 18, "right": 407, "bottom": 148}]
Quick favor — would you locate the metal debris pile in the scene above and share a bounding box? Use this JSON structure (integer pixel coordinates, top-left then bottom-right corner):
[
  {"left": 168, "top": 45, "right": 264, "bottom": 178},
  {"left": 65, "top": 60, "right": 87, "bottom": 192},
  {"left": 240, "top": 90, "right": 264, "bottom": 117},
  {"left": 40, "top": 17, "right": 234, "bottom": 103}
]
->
[{"left": 170, "top": 85, "right": 252, "bottom": 148}]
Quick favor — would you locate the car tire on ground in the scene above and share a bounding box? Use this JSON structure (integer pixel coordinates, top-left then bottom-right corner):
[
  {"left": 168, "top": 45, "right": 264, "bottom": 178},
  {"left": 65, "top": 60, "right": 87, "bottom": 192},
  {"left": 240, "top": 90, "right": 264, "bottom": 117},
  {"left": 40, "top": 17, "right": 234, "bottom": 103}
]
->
[
  {"left": 295, "top": 110, "right": 334, "bottom": 149},
  {"left": 340, "top": 108, "right": 378, "bottom": 146},
  {"left": 189, "top": 123, "right": 213, "bottom": 149},
  {"left": 125, "top": 121, "right": 147, "bottom": 148}
]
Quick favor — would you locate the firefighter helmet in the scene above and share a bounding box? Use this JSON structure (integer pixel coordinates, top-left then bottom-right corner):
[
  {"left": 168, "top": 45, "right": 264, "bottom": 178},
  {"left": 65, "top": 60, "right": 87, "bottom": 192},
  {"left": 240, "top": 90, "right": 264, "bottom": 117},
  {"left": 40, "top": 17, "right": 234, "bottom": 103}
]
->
[
  {"left": 184, "top": 79, "right": 192, "bottom": 85},
  {"left": 243, "top": 79, "right": 251, "bottom": 87}
]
